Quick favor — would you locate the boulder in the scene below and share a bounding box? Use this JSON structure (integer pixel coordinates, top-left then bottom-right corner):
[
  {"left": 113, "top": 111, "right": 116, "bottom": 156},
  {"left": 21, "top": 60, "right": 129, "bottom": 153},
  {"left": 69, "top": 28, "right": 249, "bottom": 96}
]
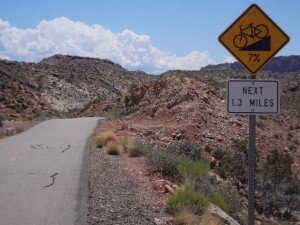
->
[{"left": 208, "top": 203, "right": 240, "bottom": 225}]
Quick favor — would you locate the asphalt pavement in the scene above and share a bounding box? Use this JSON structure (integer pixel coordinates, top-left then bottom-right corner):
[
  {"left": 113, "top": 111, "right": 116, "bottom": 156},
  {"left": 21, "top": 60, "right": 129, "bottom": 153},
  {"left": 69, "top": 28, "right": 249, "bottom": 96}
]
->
[{"left": 0, "top": 117, "right": 100, "bottom": 225}]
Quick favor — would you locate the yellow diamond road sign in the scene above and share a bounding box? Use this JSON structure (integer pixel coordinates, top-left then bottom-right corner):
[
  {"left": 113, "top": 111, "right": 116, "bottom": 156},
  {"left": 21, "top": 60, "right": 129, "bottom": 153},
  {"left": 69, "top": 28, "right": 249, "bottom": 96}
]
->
[{"left": 219, "top": 4, "right": 289, "bottom": 74}]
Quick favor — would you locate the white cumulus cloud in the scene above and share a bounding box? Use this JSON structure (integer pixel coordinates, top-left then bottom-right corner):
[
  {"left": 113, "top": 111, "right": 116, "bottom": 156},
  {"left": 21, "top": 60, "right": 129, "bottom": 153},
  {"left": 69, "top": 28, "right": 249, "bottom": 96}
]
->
[
  {"left": 222, "top": 56, "right": 236, "bottom": 63},
  {"left": 0, "top": 17, "right": 215, "bottom": 73}
]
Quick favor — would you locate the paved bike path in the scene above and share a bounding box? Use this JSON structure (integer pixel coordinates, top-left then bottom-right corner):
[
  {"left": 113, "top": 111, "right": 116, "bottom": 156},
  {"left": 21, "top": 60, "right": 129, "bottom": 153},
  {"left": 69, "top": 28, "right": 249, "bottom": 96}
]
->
[{"left": 0, "top": 118, "right": 99, "bottom": 225}]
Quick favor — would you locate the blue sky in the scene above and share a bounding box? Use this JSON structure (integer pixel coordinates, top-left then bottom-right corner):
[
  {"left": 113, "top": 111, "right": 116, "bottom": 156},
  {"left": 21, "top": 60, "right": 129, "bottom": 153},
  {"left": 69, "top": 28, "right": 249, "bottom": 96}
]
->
[{"left": 0, "top": 0, "right": 298, "bottom": 73}]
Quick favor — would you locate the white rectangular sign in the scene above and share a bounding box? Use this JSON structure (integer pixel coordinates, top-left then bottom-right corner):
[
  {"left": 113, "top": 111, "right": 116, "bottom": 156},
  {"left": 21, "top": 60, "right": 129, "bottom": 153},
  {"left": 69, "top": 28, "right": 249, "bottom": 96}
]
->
[{"left": 227, "top": 80, "right": 280, "bottom": 115}]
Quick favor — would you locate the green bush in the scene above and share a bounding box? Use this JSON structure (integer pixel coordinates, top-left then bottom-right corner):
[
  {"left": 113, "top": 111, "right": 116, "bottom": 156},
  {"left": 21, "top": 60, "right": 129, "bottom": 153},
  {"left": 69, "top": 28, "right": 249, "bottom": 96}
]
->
[
  {"left": 214, "top": 183, "right": 241, "bottom": 215},
  {"left": 257, "top": 150, "right": 298, "bottom": 219},
  {"left": 167, "top": 188, "right": 209, "bottom": 215},
  {"left": 167, "top": 140, "right": 203, "bottom": 160},
  {"left": 215, "top": 150, "right": 247, "bottom": 182},
  {"left": 146, "top": 148, "right": 188, "bottom": 178},
  {"left": 235, "top": 139, "right": 248, "bottom": 155},
  {"left": 263, "top": 149, "right": 293, "bottom": 187},
  {"left": 177, "top": 160, "right": 210, "bottom": 181},
  {"left": 211, "top": 193, "right": 229, "bottom": 213}
]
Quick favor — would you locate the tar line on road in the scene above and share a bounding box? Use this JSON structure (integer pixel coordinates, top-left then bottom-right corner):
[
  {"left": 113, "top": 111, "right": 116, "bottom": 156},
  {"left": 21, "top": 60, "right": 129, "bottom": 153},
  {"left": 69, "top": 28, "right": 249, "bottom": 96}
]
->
[{"left": 0, "top": 117, "right": 101, "bottom": 225}]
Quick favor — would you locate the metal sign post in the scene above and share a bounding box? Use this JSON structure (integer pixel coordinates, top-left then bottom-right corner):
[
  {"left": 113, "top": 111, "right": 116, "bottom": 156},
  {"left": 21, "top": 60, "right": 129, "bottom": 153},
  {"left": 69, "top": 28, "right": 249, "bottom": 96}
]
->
[
  {"left": 248, "top": 75, "right": 256, "bottom": 225},
  {"left": 219, "top": 4, "right": 289, "bottom": 225}
]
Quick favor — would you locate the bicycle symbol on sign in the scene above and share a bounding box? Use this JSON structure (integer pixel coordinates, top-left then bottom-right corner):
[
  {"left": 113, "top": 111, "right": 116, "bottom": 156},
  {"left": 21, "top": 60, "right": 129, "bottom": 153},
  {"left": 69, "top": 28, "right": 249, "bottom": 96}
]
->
[{"left": 233, "top": 23, "right": 269, "bottom": 48}]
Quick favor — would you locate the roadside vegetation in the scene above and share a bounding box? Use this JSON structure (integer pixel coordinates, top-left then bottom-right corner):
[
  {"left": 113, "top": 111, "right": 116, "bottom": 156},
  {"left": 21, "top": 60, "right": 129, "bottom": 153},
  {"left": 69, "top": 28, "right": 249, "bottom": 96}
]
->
[
  {"left": 144, "top": 138, "right": 299, "bottom": 224},
  {"left": 93, "top": 131, "right": 145, "bottom": 158},
  {"left": 93, "top": 127, "right": 299, "bottom": 224},
  {"left": 144, "top": 139, "right": 242, "bottom": 224}
]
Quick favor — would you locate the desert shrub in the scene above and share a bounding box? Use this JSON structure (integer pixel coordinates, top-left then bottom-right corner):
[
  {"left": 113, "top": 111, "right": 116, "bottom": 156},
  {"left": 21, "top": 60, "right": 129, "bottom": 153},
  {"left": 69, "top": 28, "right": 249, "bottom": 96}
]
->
[
  {"left": 211, "top": 193, "right": 229, "bottom": 213},
  {"left": 177, "top": 160, "right": 210, "bottom": 181},
  {"left": 215, "top": 140, "right": 249, "bottom": 182},
  {"left": 107, "top": 144, "right": 120, "bottom": 155},
  {"left": 258, "top": 149, "right": 294, "bottom": 217},
  {"left": 215, "top": 139, "right": 250, "bottom": 183},
  {"left": 196, "top": 181, "right": 241, "bottom": 216},
  {"left": 94, "top": 131, "right": 117, "bottom": 148},
  {"left": 215, "top": 153, "right": 231, "bottom": 178},
  {"left": 263, "top": 149, "right": 293, "bottom": 187},
  {"left": 215, "top": 150, "right": 247, "bottom": 183},
  {"left": 173, "top": 209, "right": 199, "bottom": 225},
  {"left": 211, "top": 145, "right": 224, "bottom": 160},
  {"left": 167, "top": 188, "right": 209, "bottom": 215},
  {"left": 195, "top": 180, "right": 215, "bottom": 196},
  {"left": 110, "top": 107, "right": 128, "bottom": 119},
  {"left": 146, "top": 148, "right": 188, "bottom": 178},
  {"left": 214, "top": 183, "right": 241, "bottom": 215},
  {"left": 167, "top": 140, "right": 203, "bottom": 160},
  {"left": 280, "top": 177, "right": 300, "bottom": 219},
  {"left": 127, "top": 140, "right": 144, "bottom": 157},
  {"left": 235, "top": 139, "right": 248, "bottom": 155}
]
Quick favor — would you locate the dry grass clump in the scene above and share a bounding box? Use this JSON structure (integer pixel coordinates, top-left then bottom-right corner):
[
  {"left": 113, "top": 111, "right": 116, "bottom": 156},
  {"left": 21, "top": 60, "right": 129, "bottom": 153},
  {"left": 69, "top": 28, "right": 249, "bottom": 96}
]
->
[
  {"left": 167, "top": 188, "right": 209, "bottom": 216},
  {"left": 199, "top": 211, "right": 225, "bottom": 225},
  {"left": 94, "top": 131, "right": 117, "bottom": 148},
  {"left": 119, "top": 138, "right": 144, "bottom": 157},
  {"left": 106, "top": 143, "right": 121, "bottom": 155},
  {"left": 173, "top": 209, "right": 200, "bottom": 225}
]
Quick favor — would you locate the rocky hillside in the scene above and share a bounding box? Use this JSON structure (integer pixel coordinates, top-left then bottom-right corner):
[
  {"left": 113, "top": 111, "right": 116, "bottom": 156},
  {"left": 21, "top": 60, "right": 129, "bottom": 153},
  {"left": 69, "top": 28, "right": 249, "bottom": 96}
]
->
[
  {"left": 0, "top": 55, "right": 155, "bottom": 118},
  {"left": 202, "top": 55, "right": 300, "bottom": 73},
  {"left": 81, "top": 70, "right": 300, "bottom": 175},
  {"left": 92, "top": 72, "right": 300, "bottom": 224}
]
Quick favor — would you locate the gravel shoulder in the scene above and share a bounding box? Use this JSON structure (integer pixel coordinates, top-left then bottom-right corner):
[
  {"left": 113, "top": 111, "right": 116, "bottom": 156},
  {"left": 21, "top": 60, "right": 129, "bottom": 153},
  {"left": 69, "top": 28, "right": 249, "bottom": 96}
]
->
[{"left": 88, "top": 125, "right": 169, "bottom": 225}]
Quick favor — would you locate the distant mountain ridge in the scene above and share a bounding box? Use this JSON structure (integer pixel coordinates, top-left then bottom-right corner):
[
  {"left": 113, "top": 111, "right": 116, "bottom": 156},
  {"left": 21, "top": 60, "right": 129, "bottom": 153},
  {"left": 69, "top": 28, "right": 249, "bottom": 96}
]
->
[
  {"left": 201, "top": 55, "right": 300, "bottom": 73},
  {"left": 1, "top": 54, "right": 299, "bottom": 120}
]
